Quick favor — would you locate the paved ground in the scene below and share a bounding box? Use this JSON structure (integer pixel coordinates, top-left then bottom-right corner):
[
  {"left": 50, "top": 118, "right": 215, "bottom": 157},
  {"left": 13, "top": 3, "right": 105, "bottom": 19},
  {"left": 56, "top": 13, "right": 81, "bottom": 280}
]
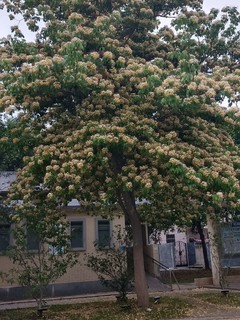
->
[
  {"left": 0, "top": 274, "right": 192, "bottom": 311},
  {"left": 1, "top": 290, "right": 240, "bottom": 319},
  {"left": 0, "top": 292, "right": 118, "bottom": 310},
  {"left": 1, "top": 280, "right": 240, "bottom": 319}
]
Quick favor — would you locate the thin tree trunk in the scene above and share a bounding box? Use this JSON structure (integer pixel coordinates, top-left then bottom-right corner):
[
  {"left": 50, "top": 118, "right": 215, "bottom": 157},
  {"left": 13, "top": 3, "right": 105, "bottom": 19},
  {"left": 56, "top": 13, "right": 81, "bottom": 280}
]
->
[{"left": 196, "top": 221, "right": 210, "bottom": 270}]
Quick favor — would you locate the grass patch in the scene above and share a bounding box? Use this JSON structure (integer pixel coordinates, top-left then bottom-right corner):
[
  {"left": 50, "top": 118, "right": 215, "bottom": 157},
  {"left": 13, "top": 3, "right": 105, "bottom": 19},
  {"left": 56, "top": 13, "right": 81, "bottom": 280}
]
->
[
  {"left": 0, "top": 297, "right": 193, "bottom": 320},
  {"left": 194, "top": 292, "right": 240, "bottom": 308},
  {"left": 0, "top": 309, "right": 37, "bottom": 320}
]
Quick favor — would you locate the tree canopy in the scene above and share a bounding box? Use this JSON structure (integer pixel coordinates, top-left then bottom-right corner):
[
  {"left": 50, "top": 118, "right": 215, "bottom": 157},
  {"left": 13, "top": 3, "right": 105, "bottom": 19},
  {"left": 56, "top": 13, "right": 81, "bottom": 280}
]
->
[
  {"left": 0, "top": 116, "right": 40, "bottom": 170},
  {"left": 0, "top": 0, "right": 240, "bottom": 306}
]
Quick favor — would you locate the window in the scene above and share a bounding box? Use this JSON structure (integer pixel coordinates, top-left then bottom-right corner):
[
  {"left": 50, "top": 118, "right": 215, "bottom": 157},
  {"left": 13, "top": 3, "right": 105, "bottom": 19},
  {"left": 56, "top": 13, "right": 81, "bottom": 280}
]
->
[
  {"left": 27, "top": 228, "right": 40, "bottom": 251},
  {"left": 0, "top": 224, "right": 10, "bottom": 252},
  {"left": 97, "top": 220, "right": 111, "bottom": 248},
  {"left": 70, "top": 221, "right": 84, "bottom": 250},
  {"left": 166, "top": 234, "right": 175, "bottom": 244}
]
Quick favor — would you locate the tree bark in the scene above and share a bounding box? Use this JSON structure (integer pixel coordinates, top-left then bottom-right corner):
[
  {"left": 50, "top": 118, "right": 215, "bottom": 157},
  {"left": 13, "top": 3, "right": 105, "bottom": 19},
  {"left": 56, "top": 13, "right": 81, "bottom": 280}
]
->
[
  {"left": 196, "top": 221, "right": 210, "bottom": 270},
  {"left": 206, "top": 213, "right": 224, "bottom": 287},
  {"left": 122, "top": 192, "right": 149, "bottom": 307},
  {"left": 111, "top": 153, "right": 149, "bottom": 307}
]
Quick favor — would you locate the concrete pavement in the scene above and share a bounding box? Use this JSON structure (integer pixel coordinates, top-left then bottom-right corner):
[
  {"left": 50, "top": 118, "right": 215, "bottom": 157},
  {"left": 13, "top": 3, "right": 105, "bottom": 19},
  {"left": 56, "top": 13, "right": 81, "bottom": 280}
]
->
[{"left": 1, "top": 281, "right": 240, "bottom": 320}]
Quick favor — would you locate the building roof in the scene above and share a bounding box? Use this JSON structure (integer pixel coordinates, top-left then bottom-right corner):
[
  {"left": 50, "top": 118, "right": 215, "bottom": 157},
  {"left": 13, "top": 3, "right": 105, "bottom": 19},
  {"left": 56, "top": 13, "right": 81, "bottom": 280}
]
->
[
  {"left": 0, "top": 171, "right": 17, "bottom": 193},
  {"left": 0, "top": 171, "right": 81, "bottom": 207}
]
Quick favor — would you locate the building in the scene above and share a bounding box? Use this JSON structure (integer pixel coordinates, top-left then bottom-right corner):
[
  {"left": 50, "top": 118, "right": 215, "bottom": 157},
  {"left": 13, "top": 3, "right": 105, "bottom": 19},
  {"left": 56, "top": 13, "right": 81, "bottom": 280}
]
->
[
  {"left": 146, "top": 225, "right": 209, "bottom": 268},
  {"left": 0, "top": 172, "right": 125, "bottom": 300}
]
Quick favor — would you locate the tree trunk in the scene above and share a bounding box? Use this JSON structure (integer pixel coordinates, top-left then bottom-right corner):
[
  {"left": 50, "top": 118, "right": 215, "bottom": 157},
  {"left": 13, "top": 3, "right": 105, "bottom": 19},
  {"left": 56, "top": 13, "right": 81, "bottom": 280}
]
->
[
  {"left": 111, "top": 154, "right": 149, "bottom": 307},
  {"left": 196, "top": 221, "right": 210, "bottom": 270},
  {"left": 206, "top": 214, "right": 224, "bottom": 287},
  {"left": 122, "top": 192, "right": 149, "bottom": 307}
]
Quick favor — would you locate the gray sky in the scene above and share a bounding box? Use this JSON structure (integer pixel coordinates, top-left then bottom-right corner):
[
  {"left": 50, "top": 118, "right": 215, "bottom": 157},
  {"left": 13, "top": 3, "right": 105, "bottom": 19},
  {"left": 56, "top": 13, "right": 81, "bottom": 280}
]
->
[{"left": 0, "top": 0, "right": 239, "bottom": 40}]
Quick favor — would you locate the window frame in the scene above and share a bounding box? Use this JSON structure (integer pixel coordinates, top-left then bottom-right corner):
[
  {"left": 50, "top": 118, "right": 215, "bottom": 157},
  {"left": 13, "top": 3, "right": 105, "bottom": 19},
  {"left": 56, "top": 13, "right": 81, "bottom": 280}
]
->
[
  {"left": 95, "top": 218, "right": 112, "bottom": 249},
  {"left": 166, "top": 233, "right": 176, "bottom": 244},
  {"left": 0, "top": 223, "right": 11, "bottom": 254},
  {"left": 69, "top": 218, "right": 86, "bottom": 251},
  {"left": 26, "top": 226, "right": 41, "bottom": 253}
]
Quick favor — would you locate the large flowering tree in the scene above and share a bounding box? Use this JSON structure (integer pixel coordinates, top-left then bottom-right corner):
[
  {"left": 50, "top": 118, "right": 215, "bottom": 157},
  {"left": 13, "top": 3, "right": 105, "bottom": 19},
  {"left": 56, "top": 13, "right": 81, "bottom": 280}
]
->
[
  {"left": 0, "top": 0, "right": 240, "bottom": 306},
  {"left": 0, "top": 117, "right": 39, "bottom": 170}
]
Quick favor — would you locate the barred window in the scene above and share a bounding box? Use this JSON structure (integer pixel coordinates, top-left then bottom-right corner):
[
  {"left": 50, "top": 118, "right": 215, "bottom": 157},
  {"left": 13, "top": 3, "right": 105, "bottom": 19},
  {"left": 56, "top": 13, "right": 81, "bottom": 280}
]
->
[
  {"left": 97, "top": 220, "right": 111, "bottom": 248},
  {"left": 27, "top": 228, "right": 40, "bottom": 251},
  {"left": 0, "top": 224, "right": 10, "bottom": 252},
  {"left": 166, "top": 234, "right": 175, "bottom": 244},
  {"left": 70, "top": 221, "right": 84, "bottom": 249}
]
